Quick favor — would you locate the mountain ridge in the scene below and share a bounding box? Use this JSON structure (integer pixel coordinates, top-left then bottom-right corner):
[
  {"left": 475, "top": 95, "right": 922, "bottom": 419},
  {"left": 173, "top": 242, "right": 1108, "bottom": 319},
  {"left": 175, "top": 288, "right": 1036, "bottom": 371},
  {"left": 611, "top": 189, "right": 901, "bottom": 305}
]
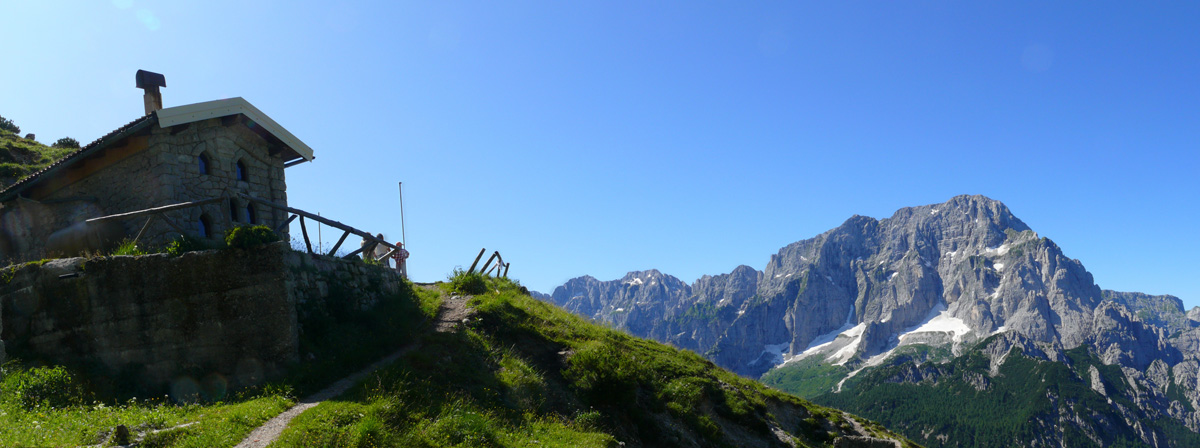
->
[{"left": 542, "top": 194, "right": 1200, "bottom": 447}]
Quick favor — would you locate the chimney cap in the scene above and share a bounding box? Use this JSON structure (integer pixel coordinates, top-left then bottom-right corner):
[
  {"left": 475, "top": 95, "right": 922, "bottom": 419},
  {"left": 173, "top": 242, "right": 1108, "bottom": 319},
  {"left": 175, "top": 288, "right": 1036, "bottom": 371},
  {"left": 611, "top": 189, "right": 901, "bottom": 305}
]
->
[{"left": 135, "top": 70, "right": 166, "bottom": 89}]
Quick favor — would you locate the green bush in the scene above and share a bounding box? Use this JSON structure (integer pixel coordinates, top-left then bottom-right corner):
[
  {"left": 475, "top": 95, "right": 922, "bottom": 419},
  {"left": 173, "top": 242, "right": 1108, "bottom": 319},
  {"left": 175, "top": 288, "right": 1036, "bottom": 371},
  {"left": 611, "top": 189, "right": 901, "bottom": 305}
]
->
[
  {"left": 1, "top": 365, "right": 91, "bottom": 409},
  {"left": 164, "top": 235, "right": 215, "bottom": 256},
  {"left": 0, "top": 115, "right": 18, "bottom": 134},
  {"left": 110, "top": 239, "right": 146, "bottom": 256},
  {"left": 51, "top": 137, "right": 80, "bottom": 149},
  {"left": 224, "top": 225, "right": 279, "bottom": 249},
  {"left": 448, "top": 268, "right": 489, "bottom": 295}
]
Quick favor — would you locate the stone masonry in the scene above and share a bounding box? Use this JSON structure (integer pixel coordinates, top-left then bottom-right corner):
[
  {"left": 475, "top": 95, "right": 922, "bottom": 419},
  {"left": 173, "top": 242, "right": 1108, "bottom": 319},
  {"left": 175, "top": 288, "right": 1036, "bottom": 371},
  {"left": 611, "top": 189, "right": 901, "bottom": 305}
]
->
[
  {"left": 0, "top": 116, "right": 290, "bottom": 262},
  {"left": 0, "top": 243, "right": 404, "bottom": 395}
]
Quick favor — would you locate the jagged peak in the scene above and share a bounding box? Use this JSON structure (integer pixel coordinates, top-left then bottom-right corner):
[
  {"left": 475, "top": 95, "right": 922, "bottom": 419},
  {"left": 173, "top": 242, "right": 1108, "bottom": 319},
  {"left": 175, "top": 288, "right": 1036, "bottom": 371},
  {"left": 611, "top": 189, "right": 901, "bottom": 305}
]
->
[{"left": 621, "top": 269, "right": 666, "bottom": 280}]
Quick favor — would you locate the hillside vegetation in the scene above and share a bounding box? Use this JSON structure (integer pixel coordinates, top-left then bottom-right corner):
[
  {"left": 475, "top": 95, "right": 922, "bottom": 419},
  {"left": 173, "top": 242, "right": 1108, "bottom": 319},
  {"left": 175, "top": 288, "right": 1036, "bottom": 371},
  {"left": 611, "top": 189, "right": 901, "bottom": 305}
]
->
[
  {"left": 771, "top": 340, "right": 1200, "bottom": 448},
  {"left": 0, "top": 128, "right": 76, "bottom": 188},
  {"left": 274, "top": 275, "right": 917, "bottom": 447}
]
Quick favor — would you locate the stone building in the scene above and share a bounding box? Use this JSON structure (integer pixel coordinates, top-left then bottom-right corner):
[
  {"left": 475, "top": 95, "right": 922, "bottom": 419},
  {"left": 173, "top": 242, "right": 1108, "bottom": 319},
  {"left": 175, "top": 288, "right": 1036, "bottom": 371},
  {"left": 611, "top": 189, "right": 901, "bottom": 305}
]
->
[{"left": 0, "top": 81, "right": 314, "bottom": 263}]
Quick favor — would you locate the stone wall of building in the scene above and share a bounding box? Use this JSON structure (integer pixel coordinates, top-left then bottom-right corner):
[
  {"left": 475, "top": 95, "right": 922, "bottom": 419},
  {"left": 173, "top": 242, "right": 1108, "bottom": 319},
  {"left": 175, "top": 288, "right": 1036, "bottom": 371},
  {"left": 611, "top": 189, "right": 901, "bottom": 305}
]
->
[
  {"left": 136, "top": 117, "right": 290, "bottom": 248},
  {"left": 0, "top": 115, "right": 290, "bottom": 263},
  {"left": 0, "top": 243, "right": 404, "bottom": 396}
]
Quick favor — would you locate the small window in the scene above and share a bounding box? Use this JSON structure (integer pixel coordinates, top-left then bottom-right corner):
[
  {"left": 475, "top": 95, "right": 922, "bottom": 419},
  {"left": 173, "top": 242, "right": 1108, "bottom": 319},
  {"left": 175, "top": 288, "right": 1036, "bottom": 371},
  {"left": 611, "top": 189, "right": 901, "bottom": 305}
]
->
[
  {"left": 229, "top": 199, "right": 239, "bottom": 222},
  {"left": 198, "top": 153, "right": 211, "bottom": 175},
  {"left": 236, "top": 160, "right": 248, "bottom": 181},
  {"left": 246, "top": 204, "right": 257, "bottom": 224},
  {"left": 199, "top": 214, "right": 212, "bottom": 238}
]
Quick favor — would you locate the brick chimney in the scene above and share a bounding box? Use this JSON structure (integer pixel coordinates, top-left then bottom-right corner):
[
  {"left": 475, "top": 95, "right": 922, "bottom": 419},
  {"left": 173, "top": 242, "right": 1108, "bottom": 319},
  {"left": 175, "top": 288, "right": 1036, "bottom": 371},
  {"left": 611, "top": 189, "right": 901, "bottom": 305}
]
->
[{"left": 135, "top": 70, "right": 167, "bottom": 115}]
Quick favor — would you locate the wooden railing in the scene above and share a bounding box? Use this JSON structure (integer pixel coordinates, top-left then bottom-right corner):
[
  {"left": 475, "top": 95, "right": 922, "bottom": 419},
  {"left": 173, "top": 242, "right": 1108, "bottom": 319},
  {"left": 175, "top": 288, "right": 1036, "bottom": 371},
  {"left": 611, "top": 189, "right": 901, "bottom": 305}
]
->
[
  {"left": 85, "top": 194, "right": 402, "bottom": 265},
  {"left": 467, "top": 247, "right": 510, "bottom": 278}
]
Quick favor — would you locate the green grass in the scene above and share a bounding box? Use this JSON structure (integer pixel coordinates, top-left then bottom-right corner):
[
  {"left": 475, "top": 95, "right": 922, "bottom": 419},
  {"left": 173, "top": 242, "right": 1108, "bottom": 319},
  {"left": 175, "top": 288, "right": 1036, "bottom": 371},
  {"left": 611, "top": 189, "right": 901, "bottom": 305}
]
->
[
  {"left": 0, "top": 362, "right": 293, "bottom": 447},
  {"left": 760, "top": 357, "right": 850, "bottom": 398},
  {"left": 274, "top": 277, "right": 919, "bottom": 448},
  {"left": 0, "top": 130, "right": 77, "bottom": 188},
  {"left": 446, "top": 268, "right": 490, "bottom": 295}
]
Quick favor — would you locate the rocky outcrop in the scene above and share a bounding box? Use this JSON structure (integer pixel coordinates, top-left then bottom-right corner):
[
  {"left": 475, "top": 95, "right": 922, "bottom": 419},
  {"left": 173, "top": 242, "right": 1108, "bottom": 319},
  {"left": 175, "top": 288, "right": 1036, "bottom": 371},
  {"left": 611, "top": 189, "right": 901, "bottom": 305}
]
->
[{"left": 1103, "top": 290, "right": 1196, "bottom": 335}]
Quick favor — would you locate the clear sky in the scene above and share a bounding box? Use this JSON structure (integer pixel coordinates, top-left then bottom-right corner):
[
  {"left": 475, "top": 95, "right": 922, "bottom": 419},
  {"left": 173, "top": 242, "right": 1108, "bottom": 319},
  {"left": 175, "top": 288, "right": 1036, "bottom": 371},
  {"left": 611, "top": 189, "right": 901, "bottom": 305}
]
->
[{"left": 2, "top": 1, "right": 1197, "bottom": 308}]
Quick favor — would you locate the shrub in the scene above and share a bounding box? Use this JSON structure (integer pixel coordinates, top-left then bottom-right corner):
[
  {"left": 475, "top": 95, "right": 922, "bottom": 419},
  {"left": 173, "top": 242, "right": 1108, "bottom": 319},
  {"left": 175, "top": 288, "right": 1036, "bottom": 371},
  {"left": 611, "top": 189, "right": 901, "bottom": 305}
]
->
[
  {"left": 52, "top": 137, "right": 80, "bottom": 148},
  {"left": 1, "top": 365, "right": 91, "bottom": 409},
  {"left": 0, "top": 115, "right": 18, "bottom": 134},
  {"left": 164, "top": 235, "right": 215, "bottom": 256},
  {"left": 225, "top": 225, "right": 279, "bottom": 249},
  {"left": 110, "top": 239, "right": 146, "bottom": 256},
  {"left": 448, "top": 268, "right": 489, "bottom": 295}
]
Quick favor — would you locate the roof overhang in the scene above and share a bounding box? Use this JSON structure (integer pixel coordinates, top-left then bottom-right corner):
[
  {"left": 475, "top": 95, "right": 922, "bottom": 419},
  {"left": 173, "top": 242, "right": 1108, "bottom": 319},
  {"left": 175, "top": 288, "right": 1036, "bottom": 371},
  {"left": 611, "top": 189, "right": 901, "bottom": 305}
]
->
[{"left": 155, "top": 97, "right": 314, "bottom": 163}]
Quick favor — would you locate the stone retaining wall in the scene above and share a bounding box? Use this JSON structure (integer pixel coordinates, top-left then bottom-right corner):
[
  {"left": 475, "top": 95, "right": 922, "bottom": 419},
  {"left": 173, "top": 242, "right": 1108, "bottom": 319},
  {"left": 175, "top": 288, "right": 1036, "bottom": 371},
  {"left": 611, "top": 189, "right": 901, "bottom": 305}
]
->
[{"left": 0, "top": 242, "right": 403, "bottom": 396}]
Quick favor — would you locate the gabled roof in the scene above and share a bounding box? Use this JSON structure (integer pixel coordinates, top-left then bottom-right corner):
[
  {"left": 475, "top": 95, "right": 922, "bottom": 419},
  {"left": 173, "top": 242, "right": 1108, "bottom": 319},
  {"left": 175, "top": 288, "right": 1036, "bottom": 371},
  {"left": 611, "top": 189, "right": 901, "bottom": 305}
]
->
[
  {"left": 155, "top": 97, "right": 314, "bottom": 162},
  {"left": 0, "top": 97, "right": 314, "bottom": 202}
]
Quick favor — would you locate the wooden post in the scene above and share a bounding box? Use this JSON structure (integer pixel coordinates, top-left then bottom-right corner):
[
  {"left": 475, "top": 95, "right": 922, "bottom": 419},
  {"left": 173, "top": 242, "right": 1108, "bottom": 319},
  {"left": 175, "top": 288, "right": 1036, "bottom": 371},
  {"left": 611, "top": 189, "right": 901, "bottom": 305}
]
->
[
  {"left": 133, "top": 215, "right": 156, "bottom": 243},
  {"left": 327, "top": 230, "right": 351, "bottom": 256},
  {"left": 478, "top": 251, "right": 500, "bottom": 275},
  {"left": 468, "top": 248, "right": 487, "bottom": 273},
  {"left": 274, "top": 214, "right": 298, "bottom": 233},
  {"left": 299, "top": 216, "right": 313, "bottom": 254},
  {"left": 502, "top": 263, "right": 510, "bottom": 278}
]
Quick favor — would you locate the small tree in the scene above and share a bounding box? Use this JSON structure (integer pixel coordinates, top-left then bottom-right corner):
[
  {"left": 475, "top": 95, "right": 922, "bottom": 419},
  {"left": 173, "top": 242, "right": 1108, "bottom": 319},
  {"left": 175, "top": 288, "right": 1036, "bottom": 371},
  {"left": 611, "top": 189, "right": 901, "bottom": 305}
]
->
[
  {"left": 52, "top": 137, "right": 80, "bottom": 148},
  {"left": 0, "top": 115, "right": 18, "bottom": 134}
]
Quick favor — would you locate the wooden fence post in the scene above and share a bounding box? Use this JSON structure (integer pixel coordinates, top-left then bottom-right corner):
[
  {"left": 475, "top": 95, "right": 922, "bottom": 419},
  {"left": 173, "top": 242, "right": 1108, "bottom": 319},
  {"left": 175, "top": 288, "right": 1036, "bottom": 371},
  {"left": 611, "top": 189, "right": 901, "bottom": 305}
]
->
[
  {"left": 468, "top": 248, "right": 487, "bottom": 273},
  {"left": 299, "top": 216, "right": 313, "bottom": 254}
]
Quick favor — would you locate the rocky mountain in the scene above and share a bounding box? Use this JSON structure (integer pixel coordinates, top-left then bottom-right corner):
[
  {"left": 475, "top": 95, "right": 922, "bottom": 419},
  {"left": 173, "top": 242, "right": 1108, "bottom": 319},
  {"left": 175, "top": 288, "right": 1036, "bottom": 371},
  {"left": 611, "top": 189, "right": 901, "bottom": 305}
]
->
[{"left": 544, "top": 195, "right": 1200, "bottom": 447}]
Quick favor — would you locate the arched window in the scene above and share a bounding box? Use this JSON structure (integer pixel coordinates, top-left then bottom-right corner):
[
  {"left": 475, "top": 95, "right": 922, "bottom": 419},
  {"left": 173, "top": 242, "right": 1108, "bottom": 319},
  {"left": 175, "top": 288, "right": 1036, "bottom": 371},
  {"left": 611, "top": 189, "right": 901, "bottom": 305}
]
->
[
  {"left": 198, "top": 153, "right": 211, "bottom": 175},
  {"left": 199, "top": 214, "right": 212, "bottom": 238},
  {"left": 246, "top": 204, "right": 257, "bottom": 224},
  {"left": 236, "top": 160, "right": 248, "bottom": 181},
  {"left": 229, "top": 199, "right": 239, "bottom": 223}
]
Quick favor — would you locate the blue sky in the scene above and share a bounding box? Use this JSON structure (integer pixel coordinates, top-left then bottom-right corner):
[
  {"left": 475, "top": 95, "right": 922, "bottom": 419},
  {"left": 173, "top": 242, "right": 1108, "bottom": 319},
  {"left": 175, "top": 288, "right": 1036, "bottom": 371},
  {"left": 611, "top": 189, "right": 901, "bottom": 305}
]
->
[{"left": 2, "top": 1, "right": 1198, "bottom": 308}]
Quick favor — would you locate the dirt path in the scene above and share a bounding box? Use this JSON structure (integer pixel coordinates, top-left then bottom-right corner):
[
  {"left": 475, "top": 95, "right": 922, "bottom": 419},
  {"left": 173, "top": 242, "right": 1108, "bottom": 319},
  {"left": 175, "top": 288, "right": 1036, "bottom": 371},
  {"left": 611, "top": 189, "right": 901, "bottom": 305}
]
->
[{"left": 233, "top": 290, "right": 470, "bottom": 448}]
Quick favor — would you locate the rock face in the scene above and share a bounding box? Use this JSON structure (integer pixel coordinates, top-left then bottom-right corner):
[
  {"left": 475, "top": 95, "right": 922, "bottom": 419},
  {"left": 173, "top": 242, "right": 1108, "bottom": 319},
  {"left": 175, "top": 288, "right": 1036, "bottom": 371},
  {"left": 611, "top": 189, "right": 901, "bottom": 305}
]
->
[
  {"left": 544, "top": 194, "right": 1200, "bottom": 446},
  {"left": 551, "top": 195, "right": 1109, "bottom": 376}
]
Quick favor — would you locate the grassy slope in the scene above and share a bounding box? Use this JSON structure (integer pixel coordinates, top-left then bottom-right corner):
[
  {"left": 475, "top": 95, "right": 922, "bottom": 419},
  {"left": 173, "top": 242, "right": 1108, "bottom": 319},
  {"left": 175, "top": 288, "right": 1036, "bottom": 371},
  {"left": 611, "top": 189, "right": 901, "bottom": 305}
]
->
[
  {"left": 0, "top": 129, "right": 76, "bottom": 189},
  {"left": 0, "top": 265, "right": 442, "bottom": 447},
  {"left": 273, "top": 277, "right": 919, "bottom": 448}
]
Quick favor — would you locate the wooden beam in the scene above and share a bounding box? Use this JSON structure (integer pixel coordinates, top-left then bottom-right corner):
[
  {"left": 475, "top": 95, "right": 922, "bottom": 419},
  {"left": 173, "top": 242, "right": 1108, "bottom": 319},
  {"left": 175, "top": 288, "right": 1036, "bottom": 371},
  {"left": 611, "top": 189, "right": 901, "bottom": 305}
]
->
[
  {"left": 503, "top": 263, "right": 510, "bottom": 278},
  {"left": 299, "top": 216, "right": 313, "bottom": 254},
  {"left": 274, "top": 214, "right": 298, "bottom": 233},
  {"left": 478, "top": 251, "right": 500, "bottom": 275},
  {"left": 160, "top": 215, "right": 187, "bottom": 236},
  {"left": 327, "top": 230, "right": 351, "bottom": 256},
  {"left": 86, "top": 197, "right": 225, "bottom": 223},
  {"left": 238, "top": 193, "right": 397, "bottom": 251},
  {"left": 133, "top": 215, "right": 156, "bottom": 243},
  {"left": 468, "top": 248, "right": 487, "bottom": 273},
  {"left": 344, "top": 247, "right": 366, "bottom": 259}
]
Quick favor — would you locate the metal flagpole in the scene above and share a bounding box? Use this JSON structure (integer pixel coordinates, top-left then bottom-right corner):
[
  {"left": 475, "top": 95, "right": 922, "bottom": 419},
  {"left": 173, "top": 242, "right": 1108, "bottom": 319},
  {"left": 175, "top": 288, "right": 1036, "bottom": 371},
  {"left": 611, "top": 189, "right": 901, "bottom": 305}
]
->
[{"left": 398, "top": 182, "right": 406, "bottom": 245}]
